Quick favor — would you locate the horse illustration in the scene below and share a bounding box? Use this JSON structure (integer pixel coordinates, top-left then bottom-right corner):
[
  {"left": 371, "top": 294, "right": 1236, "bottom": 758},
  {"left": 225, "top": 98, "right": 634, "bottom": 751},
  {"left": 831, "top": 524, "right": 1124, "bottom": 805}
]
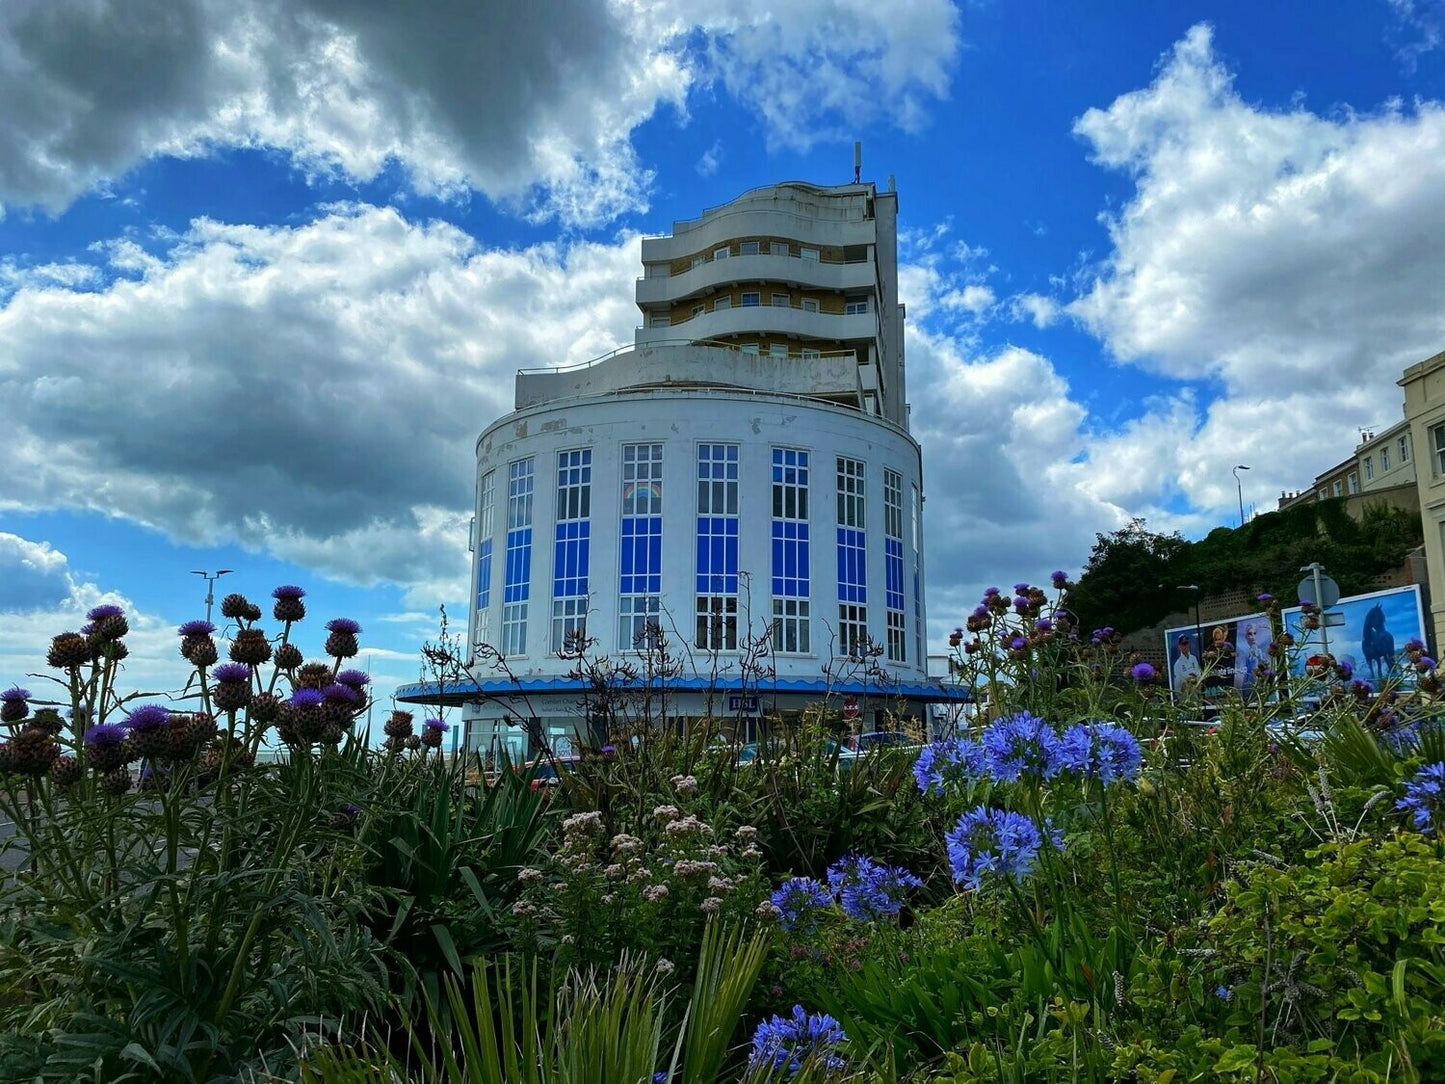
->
[{"left": 1362, "top": 604, "right": 1395, "bottom": 680}]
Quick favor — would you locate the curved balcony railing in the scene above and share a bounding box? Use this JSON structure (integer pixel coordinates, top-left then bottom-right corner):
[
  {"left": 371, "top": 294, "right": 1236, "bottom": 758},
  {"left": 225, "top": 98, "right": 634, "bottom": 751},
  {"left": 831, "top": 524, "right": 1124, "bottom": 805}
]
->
[{"left": 635, "top": 252, "right": 875, "bottom": 304}]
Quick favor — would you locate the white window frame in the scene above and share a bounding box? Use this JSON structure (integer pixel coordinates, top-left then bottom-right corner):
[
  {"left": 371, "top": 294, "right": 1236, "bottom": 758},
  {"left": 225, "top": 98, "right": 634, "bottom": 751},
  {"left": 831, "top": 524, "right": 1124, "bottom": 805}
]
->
[
  {"left": 772, "top": 598, "right": 810, "bottom": 654},
  {"left": 771, "top": 292, "right": 790, "bottom": 308},
  {"left": 1401, "top": 434, "right": 1412, "bottom": 463},
  {"left": 1363, "top": 456, "right": 1373, "bottom": 481},
  {"left": 713, "top": 296, "right": 731, "bottom": 311},
  {"left": 844, "top": 297, "right": 869, "bottom": 315},
  {"left": 741, "top": 291, "right": 760, "bottom": 307},
  {"left": 838, "top": 603, "right": 869, "bottom": 658},
  {"left": 714, "top": 246, "right": 730, "bottom": 260},
  {"left": 801, "top": 298, "right": 819, "bottom": 313},
  {"left": 800, "top": 247, "right": 819, "bottom": 262},
  {"left": 768, "top": 343, "right": 789, "bottom": 359},
  {"left": 739, "top": 241, "right": 759, "bottom": 256},
  {"left": 650, "top": 313, "right": 670, "bottom": 328},
  {"left": 1382, "top": 445, "right": 1391, "bottom": 471},
  {"left": 1433, "top": 423, "right": 1445, "bottom": 476},
  {"left": 801, "top": 347, "right": 820, "bottom": 360}
]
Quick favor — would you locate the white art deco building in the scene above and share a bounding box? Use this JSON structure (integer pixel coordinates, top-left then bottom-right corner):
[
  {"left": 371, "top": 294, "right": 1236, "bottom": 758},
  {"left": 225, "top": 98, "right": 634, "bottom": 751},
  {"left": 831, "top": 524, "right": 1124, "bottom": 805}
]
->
[{"left": 400, "top": 180, "right": 965, "bottom": 757}]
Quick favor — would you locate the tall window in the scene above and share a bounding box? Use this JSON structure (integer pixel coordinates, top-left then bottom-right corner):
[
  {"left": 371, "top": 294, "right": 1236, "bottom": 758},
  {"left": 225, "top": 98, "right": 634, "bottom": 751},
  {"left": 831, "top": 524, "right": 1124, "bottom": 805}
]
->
[
  {"left": 1363, "top": 456, "right": 1374, "bottom": 481},
  {"left": 502, "top": 458, "right": 534, "bottom": 656},
  {"left": 911, "top": 483, "right": 924, "bottom": 663},
  {"left": 1347, "top": 472, "right": 1359, "bottom": 494},
  {"left": 1433, "top": 424, "right": 1445, "bottom": 476},
  {"left": 551, "top": 450, "right": 591, "bottom": 652},
  {"left": 1382, "top": 445, "right": 1391, "bottom": 471},
  {"left": 772, "top": 448, "right": 810, "bottom": 653},
  {"left": 836, "top": 457, "right": 868, "bottom": 657},
  {"left": 696, "top": 444, "right": 740, "bottom": 651},
  {"left": 619, "top": 444, "right": 664, "bottom": 649},
  {"left": 883, "top": 469, "right": 906, "bottom": 663},
  {"left": 1401, "top": 434, "right": 1412, "bottom": 463},
  {"left": 475, "top": 470, "right": 495, "bottom": 647}
]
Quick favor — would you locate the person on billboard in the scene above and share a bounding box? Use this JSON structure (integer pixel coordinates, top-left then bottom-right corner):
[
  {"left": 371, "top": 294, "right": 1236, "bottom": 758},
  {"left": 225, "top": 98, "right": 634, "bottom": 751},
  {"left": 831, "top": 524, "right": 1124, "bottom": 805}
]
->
[
  {"left": 1236, "top": 620, "right": 1270, "bottom": 695},
  {"left": 1172, "top": 634, "right": 1202, "bottom": 687},
  {"left": 1203, "top": 623, "right": 1234, "bottom": 693}
]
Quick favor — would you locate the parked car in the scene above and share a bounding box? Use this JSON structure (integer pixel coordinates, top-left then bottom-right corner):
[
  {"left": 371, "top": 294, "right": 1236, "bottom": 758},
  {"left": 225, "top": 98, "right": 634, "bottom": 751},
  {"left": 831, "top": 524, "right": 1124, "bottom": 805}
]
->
[{"left": 515, "top": 754, "right": 582, "bottom": 788}]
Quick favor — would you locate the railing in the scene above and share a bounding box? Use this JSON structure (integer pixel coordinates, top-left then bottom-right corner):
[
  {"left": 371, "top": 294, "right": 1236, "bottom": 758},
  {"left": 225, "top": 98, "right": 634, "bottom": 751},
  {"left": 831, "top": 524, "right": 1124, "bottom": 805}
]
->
[
  {"left": 643, "top": 299, "right": 870, "bottom": 331},
  {"left": 516, "top": 340, "right": 858, "bottom": 378},
  {"left": 638, "top": 249, "right": 869, "bottom": 282}
]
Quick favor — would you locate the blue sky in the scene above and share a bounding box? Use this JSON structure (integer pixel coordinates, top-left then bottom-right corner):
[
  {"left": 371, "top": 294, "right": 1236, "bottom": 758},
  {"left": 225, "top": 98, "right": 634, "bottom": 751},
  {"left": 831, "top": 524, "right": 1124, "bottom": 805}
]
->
[{"left": 2, "top": 0, "right": 1443, "bottom": 717}]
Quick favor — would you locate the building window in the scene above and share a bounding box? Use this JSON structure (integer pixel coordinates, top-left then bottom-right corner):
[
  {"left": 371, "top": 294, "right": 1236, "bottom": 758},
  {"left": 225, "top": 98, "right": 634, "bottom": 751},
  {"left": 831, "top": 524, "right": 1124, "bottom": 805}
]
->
[
  {"left": 772, "top": 447, "right": 811, "bottom": 653},
  {"left": 741, "top": 343, "right": 759, "bottom": 355},
  {"left": 1382, "top": 445, "right": 1391, "bottom": 471},
  {"left": 800, "top": 247, "right": 819, "bottom": 262},
  {"left": 739, "top": 241, "right": 759, "bottom": 255},
  {"left": 650, "top": 313, "right": 670, "bottom": 328},
  {"left": 911, "top": 484, "right": 923, "bottom": 663},
  {"left": 713, "top": 296, "right": 731, "bottom": 311},
  {"left": 714, "top": 246, "right": 729, "bottom": 260},
  {"left": 691, "top": 254, "right": 704, "bottom": 270},
  {"left": 1317, "top": 489, "right": 1327, "bottom": 501},
  {"left": 696, "top": 595, "right": 737, "bottom": 652},
  {"left": 475, "top": 469, "right": 495, "bottom": 644},
  {"left": 1434, "top": 423, "right": 1445, "bottom": 475},
  {"left": 1347, "top": 472, "right": 1359, "bottom": 494},
  {"left": 691, "top": 304, "right": 705, "bottom": 319},
  {"left": 801, "top": 298, "right": 819, "bottom": 313},
  {"left": 801, "top": 347, "right": 820, "bottom": 359},
  {"left": 771, "top": 292, "right": 790, "bottom": 307},
  {"left": 1332, "top": 480, "right": 1342, "bottom": 497},
  {"left": 844, "top": 296, "right": 869, "bottom": 315},
  {"left": 836, "top": 457, "right": 868, "bottom": 659},
  {"left": 769, "top": 343, "right": 788, "bottom": 358},
  {"left": 838, "top": 602, "right": 869, "bottom": 658},
  {"left": 619, "top": 444, "right": 663, "bottom": 650},
  {"left": 1401, "top": 434, "right": 1412, "bottom": 463},
  {"left": 551, "top": 450, "right": 591, "bottom": 653},
  {"left": 1363, "top": 456, "right": 1374, "bottom": 481},
  {"left": 741, "top": 292, "right": 760, "bottom": 307},
  {"left": 501, "top": 458, "right": 534, "bottom": 656},
  {"left": 884, "top": 469, "right": 906, "bottom": 663}
]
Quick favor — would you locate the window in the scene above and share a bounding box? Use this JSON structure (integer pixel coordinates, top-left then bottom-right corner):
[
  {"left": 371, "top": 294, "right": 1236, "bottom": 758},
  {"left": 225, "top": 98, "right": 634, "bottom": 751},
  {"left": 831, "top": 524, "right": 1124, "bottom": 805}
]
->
[
  {"left": 691, "top": 255, "right": 704, "bottom": 270},
  {"left": 1433, "top": 423, "right": 1445, "bottom": 475},
  {"left": 1332, "top": 480, "right": 1343, "bottom": 497},
  {"left": 1401, "top": 434, "right": 1412, "bottom": 463},
  {"left": 769, "top": 343, "right": 789, "bottom": 358},
  {"left": 771, "top": 292, "right": 790, "bottom": 307},
  {"left": 475, "top": 469, "right": 495, "bottom": 640},
  {"left": 838, "top": 603, "right": 869, "bottom": 658},
  {"left": 696, "top": 595, "right": 737, "bottom": 652},
  {"left": 911, "top": 484, "right": 923, "bottom": 662},
  {"left": 772, "top": 447, "right": 811, "bottom": 654},
  {"left": 772, "top": 598, "right": 810, "bottom": 653},
  {"left": 800, "top": 247, "right": 819, "bottom": 262},
  {"left": 1347, "top": 472, "right": 1359, "bottom": 494},
  {"left": 1363, "top": 456, "right": 1374, "bottom": 481},
  {"left": 1382, "top": 445, "right": 1392, "bottom": 471},
  {"left": 836, "top": 458, "right": 868, "bottom": 653},
  {"left": 884, "top": 470, "right": 905, "bottom": 663},
  {"left": 739, "top": 241, "right": 759, "bottom": 255},
  {"left": 713, "top": 296, "right": 731, "bottom": 311},
  {"left": 741, "top": 343, "right": 759, "bottom": 355},
  {"left": 836, "top": 457, "right": 865, "bottom": 528},
  {"left": 650, "top": 313, "right": 670, "bottom": 328},
  {"left": 741, "top": 292, "right": 760, "bottom": 307},
  {"left": 691, "top": 304, "right": 705, "bottom": 319},
  {"left": 801, "top": 298, "right": 819, "bottom": 313},
  {"left": 501, "top": 459, "right": 535, "bottom": 656},
  {"left": 714, "top": 246, "right": 730, "bottom": 260},
  {"left": 1317, "top": 489, "right": 1327, "bottom": 501},
  {"left": 551, "top": 450, "right": 591, "bottom": 652},
  {"left": 844, "top": 296, "right": 869, "bottom": 315},
  {"left": 619, "top": 444, "right": 664, "bottom": 650},
  {"left": 801, "top": 347, "right": 821, "bottom": 360}
]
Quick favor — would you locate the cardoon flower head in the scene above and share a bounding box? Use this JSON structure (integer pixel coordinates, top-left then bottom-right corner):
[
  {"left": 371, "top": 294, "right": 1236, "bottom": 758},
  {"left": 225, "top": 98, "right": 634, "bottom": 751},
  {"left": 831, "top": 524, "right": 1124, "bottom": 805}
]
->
[
  {"left": 769, "top": 877, "right": 833, "bottom": 933},
  {"left": 1351, "top": 678, "right": 1376, "bottom": 698},
  {"left": 324, "top": 617, "right": 361, "bottom": 658},
  {"left": 273, "top": 585, "right": 306, "bottom": 601},
  {"left": 982, "top": 711, "right": 1061, "bottom": 782},
  {"left": 826, "top": 854, "right": 922, "bottom": 922},
  {"left": 971, "top": 604, "right": 989, "bottom": 619},
  {"left": 272, "top": 584, "right": 307, "bottom": 622},
  {"left": 84, "top": 722, "right": 127, "bottom": 749},
  {"left": 421, "top": 716, "right": 449, "bottom": 748},
  {"left": 178, "top": 620, "right": 215, "bottom": 638},
  {"left": 1256, "top": 592, "right": 1273, "bottom": 604},
  {"left": 212, "top": 663, "right": 251, "bottom": 684},
  {"left": 1013, "top": 595, "right": 1031, "bottom": 612},
  {"left": 1056, "top": 722, "right": 1143, "bottom": 785},
  {"left": 983, "top": 586, "right": 1000, "bottom": 598},
  {"left": 322, "top": 683, "right": 361, "bottom": 703},
  {"left": 127, "top": 704, "right": 169, "bottom": 732},
  {"left": 1397, "top": 762, "right": 1445, "bottom": 835},
  {"left": 1, "top": 686, "right": 32, "bottom": 703},
  {"left": 1130, "top": 662, "right": 1156, "bottom": 684},
  {"left": 0, "top": 686, "right": 30, "bottom": 724},
  {"left": 749, "top": 1005, "right": 848, "bottom": 1076},
  {"left": 290, "top": 688, "right": 324, "bottom": 709},
  {"left": 325, "top": 617, "right": 361, "bottom": 634},
  {"left": 87, "top": 603, "right": 124, "bottom": 622},
  {"left": 913, "top": 735, "right": 988, "bottom": 794},
  {"left": 1419, "top": 656, "right": 1438, "bottom": 672},
  {"left": 1035, "top": 618, "right": 1052, "bottom": 632},
  {"left": 1337, "top": 659, "right": 1354, "bottom": 680},
  {"left": 335, "top": 668, "right": 370, "bottom": 689},
  {"left": 1407, "top": 637, "right": 1426, "bottom": 653},
  {"left": 1013, "top": 583, "right": 1031, "bottom": 595},
  {"left": 1051, "top": 570, "right": 1068, "bottom": 588},
  {"left": 946, "top": 806, "right": 1046, "bottom": 890}
]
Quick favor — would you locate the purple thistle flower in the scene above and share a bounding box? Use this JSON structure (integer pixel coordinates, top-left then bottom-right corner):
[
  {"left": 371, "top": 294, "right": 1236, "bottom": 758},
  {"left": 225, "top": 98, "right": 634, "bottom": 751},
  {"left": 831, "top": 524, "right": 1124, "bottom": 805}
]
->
[
  {"left": 178, "top": 620, "right": 215, "bottom": 637},
  {"left": 1035, "top": 618, "right": 1052, "bottom": 632},
  {"left": 1051, "top": 570, "right": 1068, "bottom": 588},
  {"left": 982, "top": 711, "right": 1061, "bottom": 781},
  {"left": 423, "top": 717, "right": 450, "bottom": 731},
  {"left": 322, "top": 683, "right": 361, "bottom": 703},
  {"left": 343, "top": 802, "right": 362, "bottom": 815},
  {"left": 87, "top": 603, "right": 125, "bottom": 622},
  {"left": 983, "top": 586, "right": 1000, "bottom": 598},
  {"left": 971, "top": 604, "right": 989, "bottom": 619},
  {"left": 1418, "top": 656, "right": 1438, "bottom": 672},
  {"left": 1131, "top": 662, "right": 1156, "bottom": 684},
  {"left": 1397, "top": 762, "right": 1445, "bottom": 835},
  {"left": 0, "top": 686, "right": 30, "bottom": 703},
  {"left": 1351, "top": 678, "right": 1376, "bottom": 696},
  {"left": 289, "top": 688, "right": 324, "bottom": 709},
  {"left": 1337, "top": 659, "right": 1354, "bottom": 680},
  {"left": 770, "top": 877, "right": 833, "bottom": 933},
  {"left": 272, "top": 585, "right": 306, "bottom": 600},
  {"left": 84, "top": 722, "right": 128, "bottom": 748},
  {"left": 325, "top": 617, "right": 361, "bottom": 634},
  {"left": 946, "top": 806, "right": 1046, "bottom": 890},
  {"left": 335, "top": 668, "right": 370, "bottom": 689},
  {"left": 126, "top": 704, "right": 170, "bottom": 732},
  {"left": 1406, "top": 637, "right": 1426, "bottom": 653},
  {"left": 1013, "top": 582, "right": 1031, "bottom": 595},
  {"left": 211, "top": 662, "right": 251, "bottom": 684},
  {"left": 1256, "top": 593, "right": 1273, "bottom": 604},
  {"left": 1008, "top": 635, "right": 1028, "bottom": 652},
  {"left": 749, "top": 1005, "right": 848, "bottom": 1075},
  {"left": 1012, "top": 595, "right": 1031, "bottom": 611}
]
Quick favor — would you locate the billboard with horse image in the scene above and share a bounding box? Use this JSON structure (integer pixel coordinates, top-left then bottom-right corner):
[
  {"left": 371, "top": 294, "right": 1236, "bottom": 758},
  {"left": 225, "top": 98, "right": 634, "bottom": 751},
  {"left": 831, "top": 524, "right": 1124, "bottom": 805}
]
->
[
  {"left": 1163, "top": 613, "right": 1273, "bottom": 702},
  {"left": 1281, "top": 584, "right": 1427, "bottom": 688}
]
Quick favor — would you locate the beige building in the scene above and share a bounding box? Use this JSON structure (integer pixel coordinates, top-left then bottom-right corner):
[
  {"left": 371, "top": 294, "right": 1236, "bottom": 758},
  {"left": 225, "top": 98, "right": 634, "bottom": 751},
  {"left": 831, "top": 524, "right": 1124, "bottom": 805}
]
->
[
  {"left": 1400, "top": 349, "right": 1445, "bottom": 650},
  {"left": 1278, "top": 416, "right": 1417, "bottom": 515}
]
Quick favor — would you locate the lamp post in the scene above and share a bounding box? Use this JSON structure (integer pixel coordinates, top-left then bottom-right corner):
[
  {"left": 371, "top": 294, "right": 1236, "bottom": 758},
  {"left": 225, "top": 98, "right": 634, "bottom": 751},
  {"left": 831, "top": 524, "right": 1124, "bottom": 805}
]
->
[
  {"left": 191, "top": 569, "right": 234, "bottom": 624},
  {"left": 1233, "top": 464, "right": 1251, "bottom": 527}
]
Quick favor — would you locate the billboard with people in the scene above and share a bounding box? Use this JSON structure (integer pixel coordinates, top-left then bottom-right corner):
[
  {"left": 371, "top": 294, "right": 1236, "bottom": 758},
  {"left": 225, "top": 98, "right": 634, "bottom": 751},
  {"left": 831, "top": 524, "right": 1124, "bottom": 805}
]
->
[
  {"left": 1281, "top": 584, "right": 1426, "bottom": 687},
  {"left": 1163, "top": 613, "right": 1274, "bottom": 702}
]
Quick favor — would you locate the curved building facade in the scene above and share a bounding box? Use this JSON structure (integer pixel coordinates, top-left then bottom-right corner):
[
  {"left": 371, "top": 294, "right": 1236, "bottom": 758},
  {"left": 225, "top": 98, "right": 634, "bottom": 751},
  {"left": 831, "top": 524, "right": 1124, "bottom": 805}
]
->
[{"left": 400, "top": 181, "right": 961, "bottom": 757}]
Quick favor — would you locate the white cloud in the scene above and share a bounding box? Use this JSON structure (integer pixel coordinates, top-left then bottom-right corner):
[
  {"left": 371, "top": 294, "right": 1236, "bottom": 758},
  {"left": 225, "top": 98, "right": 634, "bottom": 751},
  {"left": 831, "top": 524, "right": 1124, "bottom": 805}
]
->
[
  {"left": 0, "top": 205, "right": 641, "bottom": 592},
  {"left": 696, "top": 140, "right": 722, "bottom": 177},
  {"left": 1067, "top": 22, "right": 1445, "bottom": 514},
  {"left": 0, "top": 0, "right": 963, "bottom": 225},
  {"left": 1009, "top": 292, "right": 1059, "bottom": 328},
  {"left": 0, "top": 533, "right": 74, "bottom": 611}
]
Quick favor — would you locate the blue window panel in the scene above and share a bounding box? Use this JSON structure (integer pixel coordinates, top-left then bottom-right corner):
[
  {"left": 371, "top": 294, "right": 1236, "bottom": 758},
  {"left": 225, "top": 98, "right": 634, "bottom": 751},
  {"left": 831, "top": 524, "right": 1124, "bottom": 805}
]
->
[
  {"left": 620, "top": 516, "right": 663, "bottom": 595},
  {"left": 553, "top": 522, "right": 590, "bottom": 598},
  {"left": 836, "top": 527, "right": 867, "bottom": 604},
  {"left": 885, "top": 539, "right": 905, "bottom": 611},
  {"left": 503, "top": 527, "right": 532, "bottom": 604},
  {"left": 476, "top": 540, "right": 493, "bottom": 609}
]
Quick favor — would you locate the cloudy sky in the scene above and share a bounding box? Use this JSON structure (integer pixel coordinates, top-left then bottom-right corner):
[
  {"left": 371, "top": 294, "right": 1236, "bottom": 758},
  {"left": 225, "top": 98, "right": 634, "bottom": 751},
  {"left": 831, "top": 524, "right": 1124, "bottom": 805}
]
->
[{"left": 2, "top": 0, "right": 1443, "bottom": 715}]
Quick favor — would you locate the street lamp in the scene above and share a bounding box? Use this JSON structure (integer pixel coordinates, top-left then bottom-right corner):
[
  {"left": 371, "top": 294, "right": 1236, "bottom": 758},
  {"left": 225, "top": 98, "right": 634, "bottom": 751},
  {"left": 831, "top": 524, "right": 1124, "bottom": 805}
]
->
[
  {"left": 1233, "top": 464, "right": 1251, "bottom": 527},
  {"left": 191, "top": 569, "right": 234, "bottom": 624}
]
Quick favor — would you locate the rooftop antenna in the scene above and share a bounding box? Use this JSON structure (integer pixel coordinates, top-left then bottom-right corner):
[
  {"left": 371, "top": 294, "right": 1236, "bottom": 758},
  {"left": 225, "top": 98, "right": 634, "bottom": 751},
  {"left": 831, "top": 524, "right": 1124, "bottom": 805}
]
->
[{"left": 853, "top": 141, "right": 862, "bottom": 184}]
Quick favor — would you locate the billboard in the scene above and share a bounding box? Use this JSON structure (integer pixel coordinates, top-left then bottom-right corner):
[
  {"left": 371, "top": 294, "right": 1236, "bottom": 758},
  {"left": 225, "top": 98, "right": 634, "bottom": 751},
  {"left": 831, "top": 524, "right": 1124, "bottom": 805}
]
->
[
  {"left": 1281, "top": 584, "right": 1427, "bottom": 687},
  {"left": 1163, "top": 613, "right": 1274, "bottom": 701}
]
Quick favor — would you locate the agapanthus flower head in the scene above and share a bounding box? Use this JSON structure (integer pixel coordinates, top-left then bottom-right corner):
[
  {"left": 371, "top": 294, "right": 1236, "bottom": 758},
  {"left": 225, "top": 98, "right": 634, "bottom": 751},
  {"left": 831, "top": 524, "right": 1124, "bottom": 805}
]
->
[
  {"left": 178, "top": 620, "right": 215, "bottom": 638},
  {"left": 769, "top": 877, "right": 833, "bottom": 933},
  {"left": 211, "top": 662, "right": 251, "bottom": 684},
  {"left": 749, "top": 1005, "right": 848, "bottom": 1076},
  {"left": 127, "top": 704, "right": 170, "bottom": 732},
  {"left": 1397, "top": 761, "right": 1445, "bottom": 835},
  {"left": 826, "top": 854, "right": 922, "bottom": 922},
  {"left": 1051, "top": 570, "right": 1068, "bottom": 588},
  {"left": 946, "top": 805, "right": 1046, "bottom": 890},
  {"left": 913, "top": 735, "right": 989, "bottom": 794},
  {"left": 982, "top": 711, "right": 1061, "bottom": 782},
  {"left": 1130, "top": 662, "right": 1156, "bottom": 684},
  {"left": 290, "top": 688, "right": 325, "bottom": 709},
  {"left": 1056, "top": 722, "right": 1142, "bottom": 785},
  {"left": 335, "top": 668, "right": 370, "bottom": 689}
]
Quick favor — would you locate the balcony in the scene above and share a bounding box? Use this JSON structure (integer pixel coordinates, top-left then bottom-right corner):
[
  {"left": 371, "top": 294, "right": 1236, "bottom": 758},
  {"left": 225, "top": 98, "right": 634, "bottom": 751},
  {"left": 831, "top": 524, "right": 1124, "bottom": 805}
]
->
[
  {"left": 636, "top": 304, "right": 878, "bottom": 346},
  {"left": 640, "top": 204, "right": 877, "bottom": 263},
  {"left": 636, "top": 252, "right": 875, "bottom": 304}
]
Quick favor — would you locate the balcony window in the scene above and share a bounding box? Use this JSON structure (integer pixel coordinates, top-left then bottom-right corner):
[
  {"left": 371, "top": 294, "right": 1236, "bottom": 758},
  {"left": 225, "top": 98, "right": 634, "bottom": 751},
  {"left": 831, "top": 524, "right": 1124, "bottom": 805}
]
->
[
  {"left": 650, "top": 313, "right": 670, "bottom": 328},
  {"left": 741, "top": 292, "right": 760, "bottom": 307},
  {"left": 739, "top": 241, "right": 759, "bottom": 255},
  {"left": 800, "top": 247, "right": 819, "bottom": 262},
  {"left": 801, "top": 298, "right": 818, "bottom": 313},
  {"left": 691, "top": 255, "right": 704, "bottom": 270},
  {"left": 771, "top": 292, "right": 790, "bottom": 307},
  {"left": 713, "top": 296, "right": 731, "bottom": 311},
  {"left": 691, "top": 304, "right": 704, "bottom": 319},
  {"left": 741, "top": 344, "right": 759, "bottom": 355},
  {"left": 844, "top": 297, "right": 869, "bottom": 315},
  {"left": 769, "top": 344, "right": 789, "bottom": 358},
  {"left": 714, "top": 246, "right": 730, "bottom": 260}
]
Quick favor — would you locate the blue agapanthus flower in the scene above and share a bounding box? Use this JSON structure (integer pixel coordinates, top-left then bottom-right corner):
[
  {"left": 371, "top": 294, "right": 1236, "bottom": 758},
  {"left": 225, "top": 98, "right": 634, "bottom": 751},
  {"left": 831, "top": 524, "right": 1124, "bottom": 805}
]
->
[
  {"left": 1056, "top": 722, "right": 1143, "bottom": 785},
  {"left": 749, "top": 1005, "right": 848, "bottom": 1076},
  {"left": 1397, "top": 761, "right": 1445, "bottom": 835},
  {"left": 946, "top": 805, "right": 1047, "bottom": 890},
  {"left": 770, "top": 877, "right": 833, "bottom": 933},
  {"left": 913, "top": 735, "right": 988, "bottom": 794},
  {"left": 981, "top": 711, "right": 1060, "bottom": 782},
  {"left": 826, "top": 854, "right": 922, "bottom": 922}
]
